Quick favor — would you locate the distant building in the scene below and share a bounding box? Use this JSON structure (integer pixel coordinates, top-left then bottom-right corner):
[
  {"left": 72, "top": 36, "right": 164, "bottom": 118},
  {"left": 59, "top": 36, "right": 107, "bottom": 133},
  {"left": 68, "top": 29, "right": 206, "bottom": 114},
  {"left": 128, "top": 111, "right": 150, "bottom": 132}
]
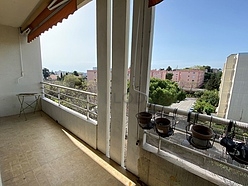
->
[
  {"left": 48, "top": 74, "right": 58, "bottom": 81},
  {"left": 148, "top": 69, "right": 204, "bottom": 88},
  {"left": 217, "top": 53, "right": 248, "bottom": 123},
  {"left": 150, "top": 69, "right": 166, "bottom": 79},
  {"left": 87, "top": 69, "right": 97, "bottom": 83},
  {"left": 174, "top": 69, "right": 205, "bottom": 89},
  {"left": 54, "top": 70, "right": 67, "bottom": 76},
  {"left": 212, "top": 68, "right": 221, "bottom": 73},
  {"left": 81, "top": 72, "right": 87, "bottom": 77},
  {"left": 88, "top": 68, "right": 205, "bottom": 89}
]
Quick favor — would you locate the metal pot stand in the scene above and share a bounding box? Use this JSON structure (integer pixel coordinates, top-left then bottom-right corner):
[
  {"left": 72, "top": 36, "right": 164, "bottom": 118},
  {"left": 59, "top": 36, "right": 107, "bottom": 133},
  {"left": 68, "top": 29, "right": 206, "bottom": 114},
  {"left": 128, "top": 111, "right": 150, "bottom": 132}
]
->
[
  {"left": 186, "top": 112, "right": 216, "bottom": 150},
  {"left": 220, "top": 121, "right": 248, "bottom": 165},
  {"left": 154, "top": 107, "right": 177, "bottom": 138}
]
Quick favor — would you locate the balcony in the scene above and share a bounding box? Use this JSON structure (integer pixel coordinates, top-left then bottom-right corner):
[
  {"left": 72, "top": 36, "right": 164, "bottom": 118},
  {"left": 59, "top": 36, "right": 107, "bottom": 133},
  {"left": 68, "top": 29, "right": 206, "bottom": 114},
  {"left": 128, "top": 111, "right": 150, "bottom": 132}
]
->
[
  {"left": 1, "top": 0, "right": 248, "bottom": 185},
  {"left": 2, "top": 83, "right": 248, "bottom": 185}
]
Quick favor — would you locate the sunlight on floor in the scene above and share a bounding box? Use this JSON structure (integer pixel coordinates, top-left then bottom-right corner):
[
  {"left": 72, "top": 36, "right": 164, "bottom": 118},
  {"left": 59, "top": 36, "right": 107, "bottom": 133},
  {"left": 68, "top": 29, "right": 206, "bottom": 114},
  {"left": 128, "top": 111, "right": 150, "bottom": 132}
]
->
[{"left": 62, "top": 129, "right": 136, "bottom": 186}]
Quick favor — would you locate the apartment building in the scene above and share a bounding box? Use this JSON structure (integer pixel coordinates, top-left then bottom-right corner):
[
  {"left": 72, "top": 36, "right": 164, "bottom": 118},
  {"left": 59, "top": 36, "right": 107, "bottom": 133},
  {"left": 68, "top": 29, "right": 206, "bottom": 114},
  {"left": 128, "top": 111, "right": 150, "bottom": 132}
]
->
[
  {"left": 217, "top": 53, "right": 248, "bottom": 123},
  {"left": 88, "top": 68, "right": 205, "bottom": 89},
  {"left": 87, "top": 69, "right": 97, "bottom": 83},
  {"left": 174, "top": 69, "right": 205, "bottom": 88}
]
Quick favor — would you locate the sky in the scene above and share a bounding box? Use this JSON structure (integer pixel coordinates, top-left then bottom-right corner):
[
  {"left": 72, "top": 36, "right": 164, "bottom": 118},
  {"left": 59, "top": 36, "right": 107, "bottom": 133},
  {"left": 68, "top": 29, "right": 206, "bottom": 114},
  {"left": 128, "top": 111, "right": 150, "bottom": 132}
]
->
[{"left": 41, "top": 0, "right": 248, "bottom": 72}]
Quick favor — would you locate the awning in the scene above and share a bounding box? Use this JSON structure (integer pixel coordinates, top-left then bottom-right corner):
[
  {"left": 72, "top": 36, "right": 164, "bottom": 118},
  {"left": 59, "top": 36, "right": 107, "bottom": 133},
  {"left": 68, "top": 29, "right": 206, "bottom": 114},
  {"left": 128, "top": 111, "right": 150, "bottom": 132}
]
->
[
  {"left": 148, "top": 0, "right": 163, "bottom": 7},
  {"left": 21, "top": 0, "right": 77, "bottom": 43}
]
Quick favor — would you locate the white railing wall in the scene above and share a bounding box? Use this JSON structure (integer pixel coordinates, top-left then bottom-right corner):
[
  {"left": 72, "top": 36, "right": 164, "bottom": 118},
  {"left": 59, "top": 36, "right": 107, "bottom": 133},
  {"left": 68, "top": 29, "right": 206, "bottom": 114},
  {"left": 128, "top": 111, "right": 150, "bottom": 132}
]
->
[
  {"left": 40, "top": 82, "right": 98, "bottom": 149},
  {"left": 41, "top": 82, "right": 97, "bottom": 120}
]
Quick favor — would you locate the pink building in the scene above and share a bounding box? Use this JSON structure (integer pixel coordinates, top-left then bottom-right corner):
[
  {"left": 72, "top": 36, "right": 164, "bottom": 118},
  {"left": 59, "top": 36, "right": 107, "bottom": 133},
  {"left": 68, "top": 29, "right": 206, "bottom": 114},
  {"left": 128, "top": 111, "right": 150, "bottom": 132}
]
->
[
  {"left": 149, "top": 69, "right": 204, "bottom": 88},
  {"left": 174, "top": 69, "right": 205, "bottom": 88},
  {"left": 150, "top": 69, "right": 166, "bottom": 80},
  {"left": 88, "top": 68, "right": 205, "bottom": 89},
  {"left": 87, "top": 69, "right": 97, "bottom": 83}
]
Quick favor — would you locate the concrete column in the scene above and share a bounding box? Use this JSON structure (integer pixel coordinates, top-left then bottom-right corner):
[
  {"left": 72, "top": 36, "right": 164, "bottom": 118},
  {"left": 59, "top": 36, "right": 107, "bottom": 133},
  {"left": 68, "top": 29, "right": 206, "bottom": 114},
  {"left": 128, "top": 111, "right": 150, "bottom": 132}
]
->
[
  {"left": 110, "top": 0, "right": 130, "bottom": 167},
  {"left": 96, "top": 0, "right": 111, "bottom": 156},
  {"left": 126, "top": 0, "right": 155, "bottom": 175}
]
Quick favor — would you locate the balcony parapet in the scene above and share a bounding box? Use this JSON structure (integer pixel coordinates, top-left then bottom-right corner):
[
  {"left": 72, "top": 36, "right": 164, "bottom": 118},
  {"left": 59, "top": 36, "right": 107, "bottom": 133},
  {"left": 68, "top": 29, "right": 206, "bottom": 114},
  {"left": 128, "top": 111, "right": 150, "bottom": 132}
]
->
[
  {"left": 41, "top": 82, "right": 97, "bottom": 120},
  {"left": 137, "top": 103, "right": 248, "bottom": 185}
]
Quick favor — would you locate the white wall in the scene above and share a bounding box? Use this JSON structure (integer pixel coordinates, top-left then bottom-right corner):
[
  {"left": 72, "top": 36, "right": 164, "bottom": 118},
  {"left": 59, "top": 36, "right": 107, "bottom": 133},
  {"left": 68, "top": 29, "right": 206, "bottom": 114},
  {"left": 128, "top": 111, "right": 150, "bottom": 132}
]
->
[
  {"left": 217, "top": 54, "right": 236, "bottom": 118},
  {"left": 41, "top": 98, "right": 97, "bottom": 148},
  {"left": 0, "top": 24, "right": 42, "bottom": 117},
  {"left": 227, "top": 53, "right": 248, "bottom": 122}
]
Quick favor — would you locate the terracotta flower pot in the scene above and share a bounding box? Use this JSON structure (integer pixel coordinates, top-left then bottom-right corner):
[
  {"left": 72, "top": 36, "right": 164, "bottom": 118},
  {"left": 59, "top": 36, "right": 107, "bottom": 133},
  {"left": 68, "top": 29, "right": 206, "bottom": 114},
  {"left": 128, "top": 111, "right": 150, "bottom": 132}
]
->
[
  {"left": 191, "top": 125, "right": 213, "bottom": 147},
  {"left": 155, "top": 118, "right": 170, "bottom": 134}
]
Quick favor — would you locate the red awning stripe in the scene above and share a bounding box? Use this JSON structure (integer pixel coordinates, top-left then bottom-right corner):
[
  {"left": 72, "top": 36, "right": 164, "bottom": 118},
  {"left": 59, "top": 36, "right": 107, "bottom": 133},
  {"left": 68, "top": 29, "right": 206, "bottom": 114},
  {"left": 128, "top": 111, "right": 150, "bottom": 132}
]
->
[
  {"left": 148, "top": 0, "right": 163, "bottom": 7},
  {"left": 27, "top": 0, "right": 77, "bottom": 42}
]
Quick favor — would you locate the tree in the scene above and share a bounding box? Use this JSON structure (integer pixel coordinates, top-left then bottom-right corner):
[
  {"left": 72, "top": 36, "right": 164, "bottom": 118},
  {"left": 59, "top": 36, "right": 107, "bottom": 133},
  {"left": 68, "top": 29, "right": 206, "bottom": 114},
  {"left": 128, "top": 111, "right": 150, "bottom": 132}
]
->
[
  {"left": 194, "top": 91, "right": 204, "bottom": 98},
  {"left": 42, "top": 68, "right": 50, "bottom": 80},
  {"left": 166, "top": 66, "right": 172, "bottom": 71},
  {"left": 149, "top": 78, "right": 186, "bottom": 106},
  {"left": 166, "top": 73, "right": 173, "bottom": 80},
  {"left": 73, "top": 71, "right": 79, "bottom": 76},
  {"left": 64, "top": 75, "right": 82, "bottom": 88},
  {"left": 205, "top": 71, "right": 222, "bottom": 90},
  {"left": 200, "top": 90, "right": 219, "bottom": 107},
  {"left": 193, "top": 90, "right": 219, "bottom": 115}
]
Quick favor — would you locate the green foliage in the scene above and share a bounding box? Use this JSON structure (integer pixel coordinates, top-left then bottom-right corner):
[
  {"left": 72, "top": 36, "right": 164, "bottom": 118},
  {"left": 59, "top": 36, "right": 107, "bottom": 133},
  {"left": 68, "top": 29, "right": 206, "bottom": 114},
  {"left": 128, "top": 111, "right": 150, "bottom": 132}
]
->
[
  {"left": 149, "top": 78, "right": 185, "bottom": 106},
  {"left": 63, "top": 74, "right": 86, "bottom": 90},
  {"left": 205, "top": 71, "right": 222, "bottom": 90},
  {"left": 243, "top": 133, "right": 248, "bottom": 137},
  {"left": 64, "top": 74, "right": 79, "bottom": 88},
  {"left": 194, "top": 91, "right": 204, "bottom": 98},
  {"left": 166, "top": 73, "right": 173, "bottom": 80},
  {"left": 73, "top": 71, "right": 79, "bottom": 76},
  {"left": 127, "top": 80, "right": 130, "bottom": 93},
  {"left": 177, "top": 90, "right": 186, "bottom": 102},
  {"left": 204, "top": 103, "right": 216, "bottom": 115},
  {"left": 193, "top": 90, "right": 219, "bottom": 115},
  {"left": 42, "top": 68, "right": 50, "bottom": 80},
  {"left": 166, "top": 66, "right": 172, "bottom": 71},
  {"left": 200, "top": 90, "right": 219, "bottom": 107}
]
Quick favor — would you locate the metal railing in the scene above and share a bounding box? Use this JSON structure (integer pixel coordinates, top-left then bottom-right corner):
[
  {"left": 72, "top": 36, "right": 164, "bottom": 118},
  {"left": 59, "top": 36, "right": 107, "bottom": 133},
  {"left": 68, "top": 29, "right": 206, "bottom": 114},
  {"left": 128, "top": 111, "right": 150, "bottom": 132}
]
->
[
  {"left": 41, "top": 82, "right": 97, "bottom": 120},
  {"left": 147, "top": 103, "right": 248, "bottom": 130},
  {"left": 141, "top": 103, "right": 248, "bottom": 185},
  {"left": 143, "top": 103, "right": 248, "bottom": 165}
]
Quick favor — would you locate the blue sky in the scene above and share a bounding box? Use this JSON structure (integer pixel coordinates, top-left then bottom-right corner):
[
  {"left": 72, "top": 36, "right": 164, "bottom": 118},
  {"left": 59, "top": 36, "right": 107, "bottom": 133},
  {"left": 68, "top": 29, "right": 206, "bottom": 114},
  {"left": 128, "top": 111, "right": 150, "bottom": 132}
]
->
[{"left": 41, "top": 0, "right": 248, "bottom": 72}]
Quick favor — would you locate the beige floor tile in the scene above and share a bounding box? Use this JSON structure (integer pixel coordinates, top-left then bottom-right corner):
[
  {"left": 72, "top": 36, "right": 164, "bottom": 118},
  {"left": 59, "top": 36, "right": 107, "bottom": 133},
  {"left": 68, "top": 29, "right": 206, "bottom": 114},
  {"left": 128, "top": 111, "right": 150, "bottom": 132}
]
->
[{"left": 0, "top": 112, "right": 138, "bottom": 186}]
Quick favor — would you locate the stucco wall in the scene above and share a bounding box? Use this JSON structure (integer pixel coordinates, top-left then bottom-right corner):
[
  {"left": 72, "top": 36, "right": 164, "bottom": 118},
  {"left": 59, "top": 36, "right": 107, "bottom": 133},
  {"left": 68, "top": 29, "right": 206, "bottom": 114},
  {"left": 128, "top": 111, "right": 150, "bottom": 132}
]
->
[
  {"left": 0, "top": 24, "right": 42, "bottom": 117},
  {"left": 137, "top": 139, "right": 247, "bottom": 186},
  {"left": 217, "top": 54, "right": 236, "bottom": 118},
  {"left": 138, "top": 149, "right": 217, "bottom": 186},
  {"left": 41, "top": 98, "right": 97, "bottom": 149}
]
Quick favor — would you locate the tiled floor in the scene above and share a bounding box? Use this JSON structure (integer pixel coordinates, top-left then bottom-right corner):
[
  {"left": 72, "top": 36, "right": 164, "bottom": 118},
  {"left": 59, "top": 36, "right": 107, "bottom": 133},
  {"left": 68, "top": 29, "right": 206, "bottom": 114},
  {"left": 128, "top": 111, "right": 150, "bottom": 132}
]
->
[{"left": 0, "top": 112, "right": 137, "bottom": 186}]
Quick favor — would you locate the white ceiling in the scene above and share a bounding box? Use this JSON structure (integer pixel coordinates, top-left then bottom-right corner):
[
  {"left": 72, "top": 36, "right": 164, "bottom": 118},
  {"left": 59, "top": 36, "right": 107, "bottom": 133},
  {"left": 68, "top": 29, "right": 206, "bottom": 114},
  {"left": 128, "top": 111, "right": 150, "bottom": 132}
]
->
[{"left": 0, "top": 0, "right": 41, "bottom": 27}]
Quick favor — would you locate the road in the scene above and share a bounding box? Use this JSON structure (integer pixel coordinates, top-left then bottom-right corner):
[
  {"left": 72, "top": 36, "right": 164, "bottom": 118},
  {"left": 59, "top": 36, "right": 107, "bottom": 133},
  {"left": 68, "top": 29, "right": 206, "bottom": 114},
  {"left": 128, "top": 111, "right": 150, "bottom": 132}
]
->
[{"left": 170, "top": 98, "right": 197, "bottom": 111}]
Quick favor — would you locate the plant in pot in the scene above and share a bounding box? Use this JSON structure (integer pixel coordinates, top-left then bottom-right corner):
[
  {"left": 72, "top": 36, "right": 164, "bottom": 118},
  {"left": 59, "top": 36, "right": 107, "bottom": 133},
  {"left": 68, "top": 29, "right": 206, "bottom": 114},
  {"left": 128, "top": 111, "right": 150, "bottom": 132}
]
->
[{"left": 136, "top": 111, "right": 153, "bottom": 129}]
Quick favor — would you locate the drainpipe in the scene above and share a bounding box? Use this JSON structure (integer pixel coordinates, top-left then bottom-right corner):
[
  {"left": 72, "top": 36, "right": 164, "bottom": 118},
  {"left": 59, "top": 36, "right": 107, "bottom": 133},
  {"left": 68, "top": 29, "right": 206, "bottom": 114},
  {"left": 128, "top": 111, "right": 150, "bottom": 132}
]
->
[
  {"left": 18, "top": 33, "right": 24, "bottom": 83},
  {"left": 132, "top": 2, "right": 147, "bottom": 102}
]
